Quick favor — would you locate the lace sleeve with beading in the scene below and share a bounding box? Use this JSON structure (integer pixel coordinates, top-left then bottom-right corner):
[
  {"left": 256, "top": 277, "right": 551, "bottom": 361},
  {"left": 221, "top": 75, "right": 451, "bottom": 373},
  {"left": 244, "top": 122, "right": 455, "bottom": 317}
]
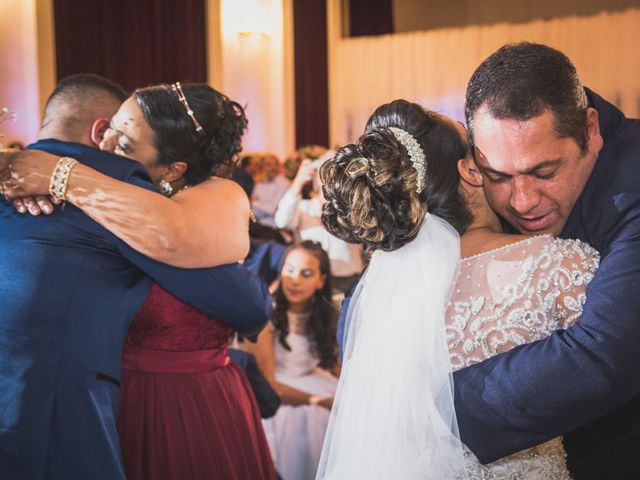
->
[{"left": 446, "top": 236, "right": 600, "bottom": 371}]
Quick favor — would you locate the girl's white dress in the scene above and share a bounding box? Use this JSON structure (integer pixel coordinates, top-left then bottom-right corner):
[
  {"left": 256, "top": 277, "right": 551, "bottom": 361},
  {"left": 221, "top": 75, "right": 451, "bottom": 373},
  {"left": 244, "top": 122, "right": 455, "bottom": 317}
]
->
[{"left": 262, "top": 311, "right": 338, "bottom": 480}]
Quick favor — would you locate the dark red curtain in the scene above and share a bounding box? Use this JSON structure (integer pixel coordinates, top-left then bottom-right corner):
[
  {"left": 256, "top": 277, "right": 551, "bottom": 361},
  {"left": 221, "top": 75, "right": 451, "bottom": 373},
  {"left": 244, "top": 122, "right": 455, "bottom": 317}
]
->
[
  {"left": 348, "top": 0, "right": 393, "bottom": 37},
  {"left": 53, "top": 0, "right": 207, "bottom": 93},
  {"left": 293, "top": 0, "right": 329, "bottom": 148}
]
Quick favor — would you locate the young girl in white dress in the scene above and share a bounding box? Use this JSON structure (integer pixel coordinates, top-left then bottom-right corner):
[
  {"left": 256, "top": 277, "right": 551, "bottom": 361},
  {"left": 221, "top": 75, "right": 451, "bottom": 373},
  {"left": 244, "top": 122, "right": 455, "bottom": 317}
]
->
[{"left": 248, "top": 241, "right": 339, "bottom": 480}]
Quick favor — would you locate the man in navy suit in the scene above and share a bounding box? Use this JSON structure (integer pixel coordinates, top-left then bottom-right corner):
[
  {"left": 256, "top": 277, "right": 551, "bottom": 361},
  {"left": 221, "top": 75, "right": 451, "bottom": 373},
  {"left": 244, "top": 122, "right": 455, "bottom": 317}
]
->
[
  {"left": 0, "top": 75, "right": 272, "bottom": 479},
  {"left": 453, "top": 42, "right": 640, "bottom": 479}
]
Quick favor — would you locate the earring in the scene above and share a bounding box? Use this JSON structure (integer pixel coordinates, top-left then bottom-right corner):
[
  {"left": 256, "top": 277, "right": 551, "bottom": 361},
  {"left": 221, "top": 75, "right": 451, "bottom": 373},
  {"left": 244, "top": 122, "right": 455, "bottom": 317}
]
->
[{"left": 159, "top": 179, "right": 173, "bottom": 196}]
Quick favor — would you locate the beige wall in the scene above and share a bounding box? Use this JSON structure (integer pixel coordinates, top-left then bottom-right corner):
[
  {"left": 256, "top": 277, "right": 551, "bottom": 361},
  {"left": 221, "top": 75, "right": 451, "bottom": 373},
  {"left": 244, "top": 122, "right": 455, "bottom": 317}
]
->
[
  {"left": 392, "top": 0, "right": 640, "bottom": 33},
  {"left": 1, "top": 0, "right": 294, "bottom": 155},
  {"left": 329, "top": 0, "right": 640, "bottom": 147},
  {"left": 209, "top": 0, "right": 295, "bottom": 158},
  {"left": 0, "top": 0, "right": 55, "bottom": 147}
]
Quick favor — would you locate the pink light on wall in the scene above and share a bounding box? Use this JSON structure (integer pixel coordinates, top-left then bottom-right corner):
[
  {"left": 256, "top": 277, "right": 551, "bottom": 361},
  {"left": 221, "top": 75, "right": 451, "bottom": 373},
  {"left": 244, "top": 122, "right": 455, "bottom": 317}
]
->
[{"left": 0, "top": 1, "right": 44, "bottom": 147}]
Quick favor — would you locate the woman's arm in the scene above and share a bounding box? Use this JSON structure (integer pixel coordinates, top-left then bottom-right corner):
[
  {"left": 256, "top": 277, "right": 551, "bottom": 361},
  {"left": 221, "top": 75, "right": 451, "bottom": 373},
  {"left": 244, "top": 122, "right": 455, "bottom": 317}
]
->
[
  {"left": 273, "top": 159, "right": 315, "bottom": 229},
  {"left": 273, "top": 190, "right": 302, "bottom": 230},
  {"left": 245, "top": 324, "right": 333, "bottom": 408},
  {"left": 3, "top": 149, "right": 250, "bottom": 268}
]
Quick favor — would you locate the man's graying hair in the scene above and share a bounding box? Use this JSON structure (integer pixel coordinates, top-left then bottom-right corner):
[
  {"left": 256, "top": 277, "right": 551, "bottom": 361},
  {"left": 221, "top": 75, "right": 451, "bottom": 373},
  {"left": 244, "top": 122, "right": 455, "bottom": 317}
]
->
[{"left": 465, "top": 42, "right": 589, "bottom": 154}]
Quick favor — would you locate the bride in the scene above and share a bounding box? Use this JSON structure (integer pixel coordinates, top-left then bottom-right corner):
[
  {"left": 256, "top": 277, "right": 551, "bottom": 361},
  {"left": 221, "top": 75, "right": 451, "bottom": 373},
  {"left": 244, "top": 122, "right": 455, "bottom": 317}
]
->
[{"left": 316, "top": 99, "right": 598, "bottom": 478}]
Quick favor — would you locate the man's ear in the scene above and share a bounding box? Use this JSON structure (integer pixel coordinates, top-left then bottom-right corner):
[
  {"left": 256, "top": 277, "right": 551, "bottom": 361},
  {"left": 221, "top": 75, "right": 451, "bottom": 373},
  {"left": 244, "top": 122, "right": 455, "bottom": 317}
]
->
[
  {"left": 90, "top": 118, "right": 111, "bottom": 146},
  {"left": 585, "top": 107, "right": 604, "bottom": 155},
  {"left": 458, "top": 157, "right": 483, "bottom": 187},
  {"left": 163, "top": 161, "right": 189, "bottom": 183}
]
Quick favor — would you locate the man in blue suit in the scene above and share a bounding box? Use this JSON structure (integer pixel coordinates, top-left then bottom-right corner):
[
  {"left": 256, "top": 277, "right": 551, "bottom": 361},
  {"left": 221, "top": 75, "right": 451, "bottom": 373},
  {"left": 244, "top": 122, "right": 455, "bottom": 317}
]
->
[
  {"left": 0, "top": 75, "right": 272, "bottom": 479},
  {"left": 453, "top": 43, "right": 640, "bottom": 479}
]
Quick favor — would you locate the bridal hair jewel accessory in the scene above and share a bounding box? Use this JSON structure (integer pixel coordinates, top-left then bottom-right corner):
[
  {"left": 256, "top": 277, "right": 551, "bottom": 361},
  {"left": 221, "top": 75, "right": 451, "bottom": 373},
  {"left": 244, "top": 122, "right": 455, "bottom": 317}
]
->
[
  {"left": 170, "top": 82, "right": 205, "bottom": 136},
  {"left": 388, "top": 127, "right": 426, "bottom": 193}
]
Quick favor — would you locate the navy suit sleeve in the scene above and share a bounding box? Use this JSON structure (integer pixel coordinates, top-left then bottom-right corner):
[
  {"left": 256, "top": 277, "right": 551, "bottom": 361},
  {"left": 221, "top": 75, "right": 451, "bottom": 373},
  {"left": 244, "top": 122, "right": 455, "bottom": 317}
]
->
[
  {"left": 454, "top": 196, "right": 640, "bottom": 463},
  {"left": 113, "top": 164, "right": 272, "bottom": 336},
  {"left": 120, "top": 246, "right": 272, "bottom": 336}
]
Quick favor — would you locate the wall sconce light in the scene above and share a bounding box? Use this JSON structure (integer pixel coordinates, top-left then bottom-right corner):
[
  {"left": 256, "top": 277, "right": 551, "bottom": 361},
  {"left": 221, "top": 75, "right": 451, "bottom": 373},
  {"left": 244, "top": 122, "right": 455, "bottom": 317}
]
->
[{"left": 235, "top": 11, "right": 273, "bottom": 41}]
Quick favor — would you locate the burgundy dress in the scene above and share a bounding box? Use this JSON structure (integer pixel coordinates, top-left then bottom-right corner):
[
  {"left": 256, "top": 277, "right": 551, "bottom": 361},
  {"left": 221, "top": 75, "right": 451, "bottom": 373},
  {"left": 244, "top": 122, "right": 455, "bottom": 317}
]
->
[{"left": 117, "top": 283, "right": 276, "bottom": 480}]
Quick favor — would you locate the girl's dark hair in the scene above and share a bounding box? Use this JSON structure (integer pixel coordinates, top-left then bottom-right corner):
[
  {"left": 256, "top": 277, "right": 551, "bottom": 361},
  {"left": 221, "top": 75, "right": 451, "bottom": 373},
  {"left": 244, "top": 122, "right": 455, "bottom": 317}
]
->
[
  {"left": 134, "top": 83, "right": 248, "bottom": 186},
  {"left": 272, "top": 241, "right": 338, "bottom": 370},
  {"left": 321, "top": 99, "right": 472, "bottom": 252}
]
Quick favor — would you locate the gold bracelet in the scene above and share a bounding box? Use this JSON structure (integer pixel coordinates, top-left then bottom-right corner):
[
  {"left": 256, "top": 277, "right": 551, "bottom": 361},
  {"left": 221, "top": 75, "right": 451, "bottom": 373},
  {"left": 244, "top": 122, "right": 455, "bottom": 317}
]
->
[{"left": 49, "top": 157, "right": 78, "bottom": 202}]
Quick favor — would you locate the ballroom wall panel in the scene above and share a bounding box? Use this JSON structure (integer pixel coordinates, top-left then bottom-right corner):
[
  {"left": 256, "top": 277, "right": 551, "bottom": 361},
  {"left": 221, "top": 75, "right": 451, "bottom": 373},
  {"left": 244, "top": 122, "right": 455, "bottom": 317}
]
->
[
  {"left": 0, "top": 0, "right": 55, "bottom": 146},
  {"left": 328, "top": 1, "right": 640, "bottom": 147}
]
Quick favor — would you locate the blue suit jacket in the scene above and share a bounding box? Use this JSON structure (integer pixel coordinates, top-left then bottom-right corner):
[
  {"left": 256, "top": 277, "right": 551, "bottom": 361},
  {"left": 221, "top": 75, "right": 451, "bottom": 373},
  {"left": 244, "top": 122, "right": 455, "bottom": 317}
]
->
[
  {"left": 337, "top": 90, "right": 640, "bottom": 478},
  {"left": 0, "top": 140, "right": 272, "bottom": 480}
]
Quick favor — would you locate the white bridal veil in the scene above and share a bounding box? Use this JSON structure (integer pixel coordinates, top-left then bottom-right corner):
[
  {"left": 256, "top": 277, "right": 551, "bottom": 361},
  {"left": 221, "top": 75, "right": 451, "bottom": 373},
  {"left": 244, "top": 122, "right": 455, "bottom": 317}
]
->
[{"left": 316, "top": 214, "right": 466, "bottom": 479}]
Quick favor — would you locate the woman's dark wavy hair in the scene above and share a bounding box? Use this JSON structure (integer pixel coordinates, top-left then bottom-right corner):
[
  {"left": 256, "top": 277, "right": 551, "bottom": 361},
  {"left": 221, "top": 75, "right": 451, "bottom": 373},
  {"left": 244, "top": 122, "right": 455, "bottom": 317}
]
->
[
  {"left": 321, "top": 99, "right": 472, "bottom": 252},
  {"left": 271, "top": 241, "right": 338, "bottom": 370},
  {"left": 134, "top": 83, "right": 248, "bottom": 186}
]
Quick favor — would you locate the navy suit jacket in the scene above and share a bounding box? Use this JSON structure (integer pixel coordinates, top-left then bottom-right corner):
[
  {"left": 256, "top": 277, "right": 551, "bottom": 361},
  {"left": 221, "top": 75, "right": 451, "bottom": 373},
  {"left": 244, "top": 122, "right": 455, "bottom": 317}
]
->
[
  {"left": 0, "top": 140, "right": 272, "bottom": 480},
  {"left": 337, "top": 90, "right": 640, "bottom": 478}
]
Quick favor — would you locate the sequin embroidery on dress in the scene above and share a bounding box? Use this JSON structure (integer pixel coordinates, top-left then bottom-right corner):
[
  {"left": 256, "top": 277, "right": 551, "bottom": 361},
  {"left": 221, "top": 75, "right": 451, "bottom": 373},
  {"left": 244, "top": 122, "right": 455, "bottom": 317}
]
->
[{"left": 446, "top": 236, "right": 600, "bottom": 479}]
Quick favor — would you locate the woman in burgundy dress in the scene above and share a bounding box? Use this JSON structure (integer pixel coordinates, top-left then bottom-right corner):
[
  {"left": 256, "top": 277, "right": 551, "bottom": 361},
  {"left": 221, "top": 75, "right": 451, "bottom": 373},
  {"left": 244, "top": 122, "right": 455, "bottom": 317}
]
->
[{"left": 7, "top": 83, "right": 276, "bottom": 479}]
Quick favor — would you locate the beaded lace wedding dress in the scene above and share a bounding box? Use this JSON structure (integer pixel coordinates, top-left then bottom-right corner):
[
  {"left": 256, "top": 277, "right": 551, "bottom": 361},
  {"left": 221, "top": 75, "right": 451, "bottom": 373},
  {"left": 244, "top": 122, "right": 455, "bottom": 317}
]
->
[{"left": 446, "top": 235, "right": 600, "bottom": 479}]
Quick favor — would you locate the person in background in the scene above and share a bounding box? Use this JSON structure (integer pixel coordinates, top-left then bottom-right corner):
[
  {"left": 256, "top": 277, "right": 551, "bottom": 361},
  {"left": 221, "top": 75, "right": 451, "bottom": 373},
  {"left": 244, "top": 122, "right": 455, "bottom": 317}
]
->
[
  {"left": 229, "top": 153, "right": 256, "bottom": 198},
  {"left": 252, "top": 153, "right": 290, "bottom": 228},
  {"left": 283, "top": 144, "right": 328, "bottom": 181},
  {"left": 274, "top": 150, "right": 363, "bottom": 297},
  {"left": 246, "top": 241, "right": 339, "bottom": 480}
]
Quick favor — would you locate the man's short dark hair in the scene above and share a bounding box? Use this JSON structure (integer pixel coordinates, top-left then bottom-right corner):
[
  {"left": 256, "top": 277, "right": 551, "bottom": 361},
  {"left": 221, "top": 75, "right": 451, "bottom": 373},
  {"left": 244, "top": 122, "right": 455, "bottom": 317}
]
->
[
  {"left": 46, "top": 74, "right": 128, "bottom": 110},
  {"left": 41, "top": 74, "right": 128, "bottom": 141},
  {"left": 465, "top": 42, "right": 589, "bottom": 153}
]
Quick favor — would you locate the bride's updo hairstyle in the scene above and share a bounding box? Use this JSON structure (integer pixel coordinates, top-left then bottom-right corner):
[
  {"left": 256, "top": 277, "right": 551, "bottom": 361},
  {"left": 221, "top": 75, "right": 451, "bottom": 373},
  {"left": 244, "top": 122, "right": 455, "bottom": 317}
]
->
[
  {"left": 321, "top": 99, "right": 471, "bottom": 252},
  {"left": 134, "top": 83, "right": 248, "bottom": 186}
]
